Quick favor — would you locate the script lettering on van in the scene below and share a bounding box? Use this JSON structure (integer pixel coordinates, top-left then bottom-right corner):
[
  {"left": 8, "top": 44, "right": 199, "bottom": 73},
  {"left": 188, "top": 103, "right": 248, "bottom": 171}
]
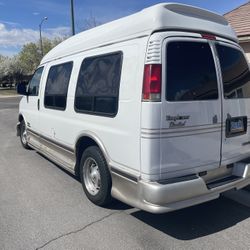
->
[{"left": 166, "top": 115, "right": 190, "bottom": 128}]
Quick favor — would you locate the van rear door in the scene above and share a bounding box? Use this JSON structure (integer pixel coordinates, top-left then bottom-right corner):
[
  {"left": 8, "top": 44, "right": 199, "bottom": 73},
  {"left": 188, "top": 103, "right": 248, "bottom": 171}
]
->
[
  {"left": 160, "top": 38, "right": 222, "bottom": 178},
  {"left": 216, "top": 42, "right": 250, "bottom": 165}
]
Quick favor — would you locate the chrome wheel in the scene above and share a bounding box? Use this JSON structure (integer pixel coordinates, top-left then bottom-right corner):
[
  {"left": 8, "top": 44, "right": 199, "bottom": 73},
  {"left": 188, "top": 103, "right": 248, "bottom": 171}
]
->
[
  {"left": 80, "top": 146, "right": 112, "bottom": 206},
  {"left": 21, "top": 124, "right": 27, "bottom": 145},
  {"left": 20, "top": 120, "right": 31, "bottom": 150},
  {"left": 83, "top": 157, "right": 101, "bottom": 196}
]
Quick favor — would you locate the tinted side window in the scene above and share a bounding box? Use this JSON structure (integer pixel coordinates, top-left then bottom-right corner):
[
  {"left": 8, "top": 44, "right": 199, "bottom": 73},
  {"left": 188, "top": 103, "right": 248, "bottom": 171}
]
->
[
  {"left": 44, "top": 62, "right": 73, "bottom": 110},
  {"left": 166, "top": 41, "right": 218, "bottom": 101},
  {"left": 75, "top": 52, "right": 122, "bottom": 116},
  {"left": 216, "top": 44, "right": 250, "bottom": 99},
  {"left": 28, "top": 67, "right": 44, "bottom": 96}
]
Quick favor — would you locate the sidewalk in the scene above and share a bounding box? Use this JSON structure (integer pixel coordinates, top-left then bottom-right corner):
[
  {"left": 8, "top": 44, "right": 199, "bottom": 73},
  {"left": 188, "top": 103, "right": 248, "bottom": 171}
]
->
[
  {"left": 0, "top": 88, "right": 19, "bottom": 98},
  {"left": 0, "top": 94, "right": 21, "bottom": 98}
]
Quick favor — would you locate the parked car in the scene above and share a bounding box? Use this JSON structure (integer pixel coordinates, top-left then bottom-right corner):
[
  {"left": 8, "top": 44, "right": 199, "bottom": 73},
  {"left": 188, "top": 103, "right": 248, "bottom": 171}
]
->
[{"left": 17, "top": 3, "right": 250, "bottom": 213}]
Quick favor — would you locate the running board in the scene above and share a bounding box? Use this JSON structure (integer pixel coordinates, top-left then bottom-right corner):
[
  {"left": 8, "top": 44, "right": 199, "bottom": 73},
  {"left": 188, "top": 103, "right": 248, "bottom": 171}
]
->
[{"left": 206, "top": 175, "right": 242, "bottom": 189}]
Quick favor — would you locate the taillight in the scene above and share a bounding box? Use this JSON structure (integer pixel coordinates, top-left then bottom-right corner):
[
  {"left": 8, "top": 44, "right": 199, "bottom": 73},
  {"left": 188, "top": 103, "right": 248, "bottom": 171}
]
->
[{"left": 142, "top": 64, "right": 162, "bottom": 102}]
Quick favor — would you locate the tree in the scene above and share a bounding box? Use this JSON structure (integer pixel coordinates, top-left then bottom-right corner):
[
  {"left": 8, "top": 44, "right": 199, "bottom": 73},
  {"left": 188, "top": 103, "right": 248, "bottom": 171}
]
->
[
  {"left": 0, "top": 37, "right": 66, "bottom": 87},
  {"left": 9, "top": 56, "right": 23, "bottom": 85},
  {"left": 18, "top": 37, "right": 65, "bottom": 75},
  {"left": 42, "top": 37, "right": 65, "bottom": 57},
  {"left": 0, "top": 55, "right": 22, "bottom": 87},
  {"left": 81, "top": 13, "right": 102, "bottom": 31},
  {"left": 18, "top": 43, "right": 40, "bottom": 75}
]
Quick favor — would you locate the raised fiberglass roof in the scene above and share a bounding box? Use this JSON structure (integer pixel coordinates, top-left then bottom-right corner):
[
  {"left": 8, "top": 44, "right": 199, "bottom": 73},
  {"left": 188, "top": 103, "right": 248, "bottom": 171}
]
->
[{"left": 41, "top": 3, "right": 237, "bottom": 64}]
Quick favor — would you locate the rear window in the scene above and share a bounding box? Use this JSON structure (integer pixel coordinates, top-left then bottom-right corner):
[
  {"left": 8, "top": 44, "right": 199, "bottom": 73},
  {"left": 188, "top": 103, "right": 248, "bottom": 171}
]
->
[
  {"left": 216, "top": 44, "right": 250, "bottom": 99},
  {"left": 166, "top": 41, "right": 218, "bottom": 101}
]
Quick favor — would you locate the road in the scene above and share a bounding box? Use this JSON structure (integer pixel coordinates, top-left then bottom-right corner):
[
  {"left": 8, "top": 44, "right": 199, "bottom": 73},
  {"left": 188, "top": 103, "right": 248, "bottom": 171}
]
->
[
  {"left": 0, "top": 96, "right": 20, "bottom": 109},
  {"left": 0, "top": 96, "right": 250, "bottom": 250}
]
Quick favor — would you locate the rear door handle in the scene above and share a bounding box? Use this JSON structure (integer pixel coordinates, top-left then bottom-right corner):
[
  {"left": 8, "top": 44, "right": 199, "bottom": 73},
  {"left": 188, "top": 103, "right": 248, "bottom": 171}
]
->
[{"left": 37, "top": 99, "right": 40, "bottom": 110}]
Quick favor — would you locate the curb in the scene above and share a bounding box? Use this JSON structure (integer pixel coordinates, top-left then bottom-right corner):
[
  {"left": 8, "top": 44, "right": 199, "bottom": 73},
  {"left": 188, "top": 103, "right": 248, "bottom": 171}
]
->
[{"left": 0, "top": 95, "right": 21, "bottom": 98}]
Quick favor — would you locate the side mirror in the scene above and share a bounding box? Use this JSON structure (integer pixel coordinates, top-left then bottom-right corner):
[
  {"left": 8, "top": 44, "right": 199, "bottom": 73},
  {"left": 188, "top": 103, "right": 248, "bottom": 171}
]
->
[{"left": 17, "top": 82, "right": 29, "bottom": 96}]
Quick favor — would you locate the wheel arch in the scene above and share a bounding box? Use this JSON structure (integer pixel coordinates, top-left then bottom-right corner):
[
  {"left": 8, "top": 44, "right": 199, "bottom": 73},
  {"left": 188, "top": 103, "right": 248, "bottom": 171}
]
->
[
  {"left": 74, "top": 132, "right": 111, "bottom": 177},
  {"left": 17, "top": 113, "right": 25, "bottom": 136},
  {"left": 18, "top": 113, "right": 24, "bottom": 122}
]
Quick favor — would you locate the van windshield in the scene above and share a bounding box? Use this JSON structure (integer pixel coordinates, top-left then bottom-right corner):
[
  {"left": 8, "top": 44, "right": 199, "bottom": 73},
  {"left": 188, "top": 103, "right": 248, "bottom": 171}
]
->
[
  {"left": 216, "top": 44, "right": 250, "bottom": 99},
  {"left": 166, "top": 41, "right": 218, "bottom": 101}
]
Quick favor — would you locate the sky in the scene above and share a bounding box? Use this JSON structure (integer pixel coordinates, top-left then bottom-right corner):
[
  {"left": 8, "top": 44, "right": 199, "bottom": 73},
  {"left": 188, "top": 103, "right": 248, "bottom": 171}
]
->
[{"left": 0, "top": 0, "right": 248, "bottom": 56}]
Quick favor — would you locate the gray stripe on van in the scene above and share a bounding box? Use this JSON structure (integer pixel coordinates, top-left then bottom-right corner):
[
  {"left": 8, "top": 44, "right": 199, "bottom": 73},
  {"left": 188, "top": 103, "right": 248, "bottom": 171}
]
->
[
  {"left": 141, "top": 129, "right": 221, "bottom": 139},
  {"left": 27, "top": 128, "right": 75, "bottom": 153}
]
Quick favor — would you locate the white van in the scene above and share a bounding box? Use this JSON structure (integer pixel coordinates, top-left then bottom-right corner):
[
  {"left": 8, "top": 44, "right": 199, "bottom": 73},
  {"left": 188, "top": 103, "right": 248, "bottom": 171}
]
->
[{"left": 17, "top": 3, "right": 250, "bottom": 213}]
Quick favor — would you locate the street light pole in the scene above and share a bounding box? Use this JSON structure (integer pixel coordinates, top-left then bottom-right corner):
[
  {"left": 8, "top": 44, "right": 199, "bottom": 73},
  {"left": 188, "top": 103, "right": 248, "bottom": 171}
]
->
[
  {"left": 70, "top": 0, "right": 75, "bottom": 35},
  {"left": 39, "top": 17, "right": 48, "bottom": 57}
]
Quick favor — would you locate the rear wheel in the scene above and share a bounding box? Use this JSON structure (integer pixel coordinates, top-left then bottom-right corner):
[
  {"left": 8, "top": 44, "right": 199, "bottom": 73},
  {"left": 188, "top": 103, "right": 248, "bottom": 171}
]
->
[
  {"left": 80, "top": 146, "right": 112, "bottom": 206},
  {"left": 20, "top": 120, "right": 30, "bottom": 149}
]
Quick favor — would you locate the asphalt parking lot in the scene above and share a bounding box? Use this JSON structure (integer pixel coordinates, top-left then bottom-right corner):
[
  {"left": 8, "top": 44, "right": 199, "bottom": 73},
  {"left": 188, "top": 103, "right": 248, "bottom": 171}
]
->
[{"left": 0, "top": 96, "right": 250, "bottom": 250}]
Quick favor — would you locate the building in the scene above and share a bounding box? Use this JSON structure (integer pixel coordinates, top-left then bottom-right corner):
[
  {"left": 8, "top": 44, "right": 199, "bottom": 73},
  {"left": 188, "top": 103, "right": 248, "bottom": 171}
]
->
[{"left": 224, "top": 1, "right": 250, "bottom": 61}]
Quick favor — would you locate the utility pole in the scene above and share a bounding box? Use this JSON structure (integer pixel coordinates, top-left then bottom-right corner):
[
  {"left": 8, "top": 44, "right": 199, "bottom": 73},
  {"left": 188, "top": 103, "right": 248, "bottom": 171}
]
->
[
  {"left": 70, "top": 0, "right": 75, "bottom": 35},
  {"left": 39, "top": 17, "right": 48, "bottom": 57}
]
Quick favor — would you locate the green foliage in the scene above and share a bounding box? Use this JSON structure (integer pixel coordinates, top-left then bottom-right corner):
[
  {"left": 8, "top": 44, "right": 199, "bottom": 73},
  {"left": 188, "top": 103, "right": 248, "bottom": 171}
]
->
[
  {"left": 19, "top": 37, "right": 65, "bottom": 75},
  {"left": 19, "top": 43, "right": 41, "bottom": 75},
  {"left": 0, "top": 37, "right": 66, "bottom": 86}
]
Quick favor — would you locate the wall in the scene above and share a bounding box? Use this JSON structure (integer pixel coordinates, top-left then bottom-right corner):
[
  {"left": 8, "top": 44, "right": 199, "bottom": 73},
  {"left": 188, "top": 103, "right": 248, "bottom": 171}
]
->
[{"left": 240, "top": 42, "right": 250, "bottom": 62}]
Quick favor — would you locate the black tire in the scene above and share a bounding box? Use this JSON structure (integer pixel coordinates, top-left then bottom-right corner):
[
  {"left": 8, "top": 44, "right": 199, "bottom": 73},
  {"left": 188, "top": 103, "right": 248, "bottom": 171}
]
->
[
  {"left": 80, "top": 146, "right": 112, "bottom": 206},
  {"left": 20, "top": 120, "right": 31, "bottom": 149}
]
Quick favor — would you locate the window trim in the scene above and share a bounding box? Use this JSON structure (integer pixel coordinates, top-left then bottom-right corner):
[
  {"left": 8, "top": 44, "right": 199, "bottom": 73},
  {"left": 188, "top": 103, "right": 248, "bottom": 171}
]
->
[
  {"left": 44, "top": 61, "right": 73, "bottom": 111},
  {"left": 164, "top": 38, "right": 219, "bottom": 103},
  {"left": 74, "top": 51, "right": 123, "bottom": 117},
  {"left": 27, "top": 66, "right": 44, "bottom": 97},
  {"left": 215, "top": 42, "right": 250, "bottom": 100}
]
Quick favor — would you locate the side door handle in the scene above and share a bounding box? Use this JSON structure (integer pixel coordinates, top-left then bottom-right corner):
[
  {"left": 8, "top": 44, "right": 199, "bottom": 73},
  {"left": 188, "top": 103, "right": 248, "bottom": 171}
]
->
[
  {"left": 37, "top": 99, "right": 40, "bottom": 110},
  {"left": 213, "top": 115, "right": 218, "bottom": 124}
]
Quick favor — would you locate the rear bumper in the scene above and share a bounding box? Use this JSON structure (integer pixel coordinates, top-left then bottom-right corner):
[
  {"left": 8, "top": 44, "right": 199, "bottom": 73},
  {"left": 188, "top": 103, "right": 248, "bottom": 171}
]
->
[{"left": 111, "top": 161, "right": 250, "bottom": 214}]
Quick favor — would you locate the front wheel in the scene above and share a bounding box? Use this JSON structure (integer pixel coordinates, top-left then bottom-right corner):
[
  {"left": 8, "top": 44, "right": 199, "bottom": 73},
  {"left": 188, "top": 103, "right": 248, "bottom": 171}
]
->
[
  {"left": 20, "top": 120, "right": 30, "bottom": 149},
  {"left": 80, "top": 146, "right": 112, "bottom": 206}
]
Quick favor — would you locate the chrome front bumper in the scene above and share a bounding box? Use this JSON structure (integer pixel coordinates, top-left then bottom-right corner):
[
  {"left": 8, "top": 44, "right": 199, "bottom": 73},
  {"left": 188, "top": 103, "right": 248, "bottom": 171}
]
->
[{"left": 111, "top": 161, "right": 250, "bottom": 214}]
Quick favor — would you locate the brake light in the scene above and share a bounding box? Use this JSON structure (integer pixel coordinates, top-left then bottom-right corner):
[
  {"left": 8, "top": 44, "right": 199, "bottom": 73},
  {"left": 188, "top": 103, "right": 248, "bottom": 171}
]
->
[
  {"left": 201, "top": 34, "right": 216, "bottom": 40},
  {"left": 142, "top": 64, "right": 162, "bottom": 102}
]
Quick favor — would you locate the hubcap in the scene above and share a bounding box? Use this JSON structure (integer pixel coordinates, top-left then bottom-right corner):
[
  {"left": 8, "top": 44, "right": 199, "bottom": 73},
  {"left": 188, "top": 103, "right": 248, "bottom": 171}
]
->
[
  {"left": 21, "top": 125, "right": 27, "bottom": 145},
  {"left": 83, "top": 157, "right": 101, "bottom": 195}
]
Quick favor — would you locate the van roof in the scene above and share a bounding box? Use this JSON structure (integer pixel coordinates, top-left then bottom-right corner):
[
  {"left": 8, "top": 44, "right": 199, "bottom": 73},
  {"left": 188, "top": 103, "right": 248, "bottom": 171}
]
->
[{"left": 41, "top": 3, "right": 237, "bottom": 64}]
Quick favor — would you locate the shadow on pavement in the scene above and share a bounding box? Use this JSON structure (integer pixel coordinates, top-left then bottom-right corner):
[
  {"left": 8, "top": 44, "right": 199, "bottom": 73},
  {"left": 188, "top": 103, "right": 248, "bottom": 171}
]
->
[
  {"left": 37, "top": 152, "right": 79, "bottom": 180},
  {"left": 36, "top": 151, "right": 250, "bottom": 233},
  {"left": 131, "top": 197, "right": 250, "bottom": 240},
  {"left": 36, "top": 151, "right": 132, "bottom": 211}
]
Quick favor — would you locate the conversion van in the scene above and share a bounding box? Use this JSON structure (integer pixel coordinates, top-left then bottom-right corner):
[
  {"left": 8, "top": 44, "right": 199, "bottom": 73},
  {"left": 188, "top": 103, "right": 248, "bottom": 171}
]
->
[{"left": 17, "top": 3, "right": 250, "bottom": 213}]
